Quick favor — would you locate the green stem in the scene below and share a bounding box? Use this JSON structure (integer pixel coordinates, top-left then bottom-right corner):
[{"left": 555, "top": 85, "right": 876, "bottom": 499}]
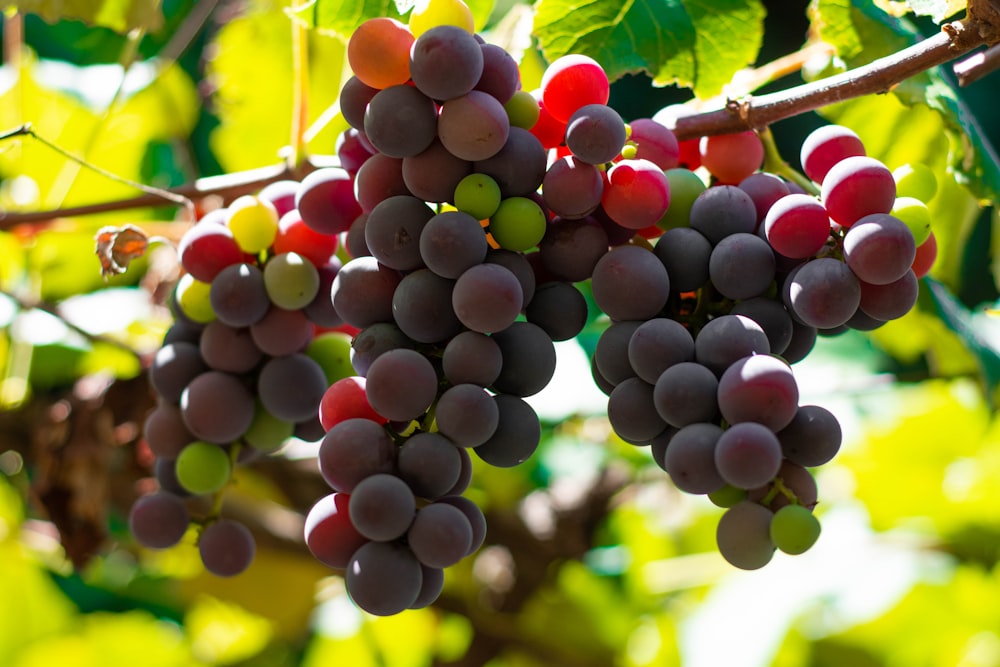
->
[
  {"left": 758, "top": 126, "right": 820, "bottom": 196},
  {"left": 289, "top": 18, "right": 309, "bottom": 169}
]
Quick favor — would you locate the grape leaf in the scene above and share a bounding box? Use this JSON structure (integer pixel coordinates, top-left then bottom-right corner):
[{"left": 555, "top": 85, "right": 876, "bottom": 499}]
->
[
  {"left": 904, "top": 0, "right": 966, "bottom": 23},
  {"left": 5, "top": 0, "right": 163, "bottom": 33},
  {"left": 292, "top": 0, "right": 496, "bottom": 39},
  {"left": 532, "top": 0, "right": 765, "bottom": 98}
]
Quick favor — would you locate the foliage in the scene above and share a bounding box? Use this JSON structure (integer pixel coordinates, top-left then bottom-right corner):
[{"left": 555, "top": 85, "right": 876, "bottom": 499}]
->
[{"left": 0, "top": 0, "right": 999, "bottom": 666}]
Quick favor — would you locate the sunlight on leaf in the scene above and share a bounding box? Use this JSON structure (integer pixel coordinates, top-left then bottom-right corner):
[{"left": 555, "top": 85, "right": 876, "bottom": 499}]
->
[{"left": 6, "top": 0, "right": 164, "bottom": 33}]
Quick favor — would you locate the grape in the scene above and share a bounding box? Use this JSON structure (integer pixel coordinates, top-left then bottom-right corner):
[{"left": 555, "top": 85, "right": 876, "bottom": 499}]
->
[
  {"left": 150, "top": 341, "right": 207, "bottom": 404},
  {"left": 435, "top": 383, "right": 500, "bottom": 447},
  {"left": 799, "top": 124, "right": 866, "bottom": 184},
  {"left": 716, "top": 501, "right": 775, "bottom": 570},
  {"left": 419, "top": 210, "right": 488, "bottom": 279},
  {"left": 601, "top": 158, "right": 671, "bottom": 230},
  {"left": 257, "top": 353, "right": 328, "bottom": 422},
  {"left": 504, "top": 89, "right": 540, "bottom": 130},
  {"left": 351, "top": 323, "right": 414, "bottom": 376},
  {"left": 365, "top": 348, "right": 438, "bottom": 422},
  {"left": 347, "top": 541, "right": 423, "bottom": 616},
  {"left": 820, "top": 156, "right": 896, "bottom": 227},
  {"left": 340, "top": 75, "right": 380, "bottom": 130},
  {"left": 345, "top": 213, "right": 371, "bottom": 258},
  {"left": 652, "top": 227, "right": 711, "bottom": 292},
  {"left": 273, "top": 209, "right": 339, "bottom": 267},
  {"left": 408, "top": 0, "right": 474, "bottom": 36},
  {"left": 412, "top": 565, "right": 445, "bottom": 609},
  {"left": 454, "top": 173, "right": 502, "bottom": 220},
  {"left": 626, "top": 318, "right": 695, "bottom": 384},
  {"left": 859, "top": 270, "right": 919, "bottom": 321},
  {"left": 890, "top": 196, "right": 932, "bottom": 245},
  {"left": 892, "top": 163, "right": 937, "bottom": 202},
  {"left": 180, "top": 371, "right": 255, "bottom": 444},
  {"left": 319, "top": 376, "right": 385, "bottom": 430},
  {"left": 347, "top": 17, "right": 414, "bottom": 89},
  {"left": 714, "top": 422, "right": 783, "bottom": 490},
  {"left": 409, "top": 25, "right": 484, "bottom": 101},
  {"left": 592, "top": 245, "right": 670, "bottom": 321},
  {"left": 699, "top": 131, "right": 764, "bottom": 185},
  {"left": 594, "top": 320, "right": 642, "bottom": 386},
  {"left": 730, "top": 297, "right": 793, "bottom": 356},
  {"left": 751, "top": 460, "right": 819, "bottom": 511},
  {"left": 542, "top": 156, "right": 604, "bottom": 219},
  {"left": 354, "top": 153, "right": 410, "bottom": 213},
  {"left": 437, "top": 495, "right": 487, "bottom": 555},
  {"left": 490, "top": 322, "right": 557, "bottom": 398},
  {"left": 348, "top": 473, "right": 416, "bottom": 541},
  {"left": 784, "top": 257, "right": 861, "bottom": 329},
  {"left": 474, "top": 394, "right": 541, "bottom": 467},
  {"left": 209, "top": 263, "right": 270, "bottom": 327},
  {"left": 364, "top": 195, "right": 435, "bottom": 271},
  {"left": 764, "top": 193, "right": 831, "bottom": 258},
  {"left": 537, "top": 217, "right": 609, "bottom": 282},
  {"left": 254, "top": 305, "right": 310, "bottom": 366},
  {"left": 332, "top": 256, "right": 402, "bottom": 329},
  {"left": 296, "top": 167, "right": 364, "bottom": 236},
  {"left": 198, "top": 519, "right": 255, "bottom": 577},
  {"left": 474, "top": 43, "right": 519, "bottom": 104},
  {"left": 694, "top": 314, "right": 770, "bottom": 376},
  {"left": 770, "top": 504, "right": 821, "bottom": 554},
  {"left": 657, "top": 168, "right": 706, "bottom": 230},
  {"left": 778, "top": 404, "right": 842, "bottom": 467},
  {"left": 608, "top": 377, "right": 667, "bottom": 444},
  {"left": 161, "top": 315, "right": 205, "bottom": 346},
  {"left": 199, "top": 322, "right": 260, "bottom": 373},
  {"left": 364, "top": 84, "right": 438, "bottom": 158},
  {"left": 178, "top": 222, "right": 244, "bottom": 282},
  {"left": 474, "top": 127, "right": 548, "bottom": 198},
  {"left": 442, "top": 331, "right": 503, "bottom": 387},
  {"left": 304, "top": 493, "right": 369, "bottom": 569},
  {"left": 488, "top": 196, "right": 546, "bottom": 252},
  {"left": 565, "top": 104, "right": 627, "bottom": 165},
  {"left": 525, "top": 281, "right": 588, "bottom": 342},
  {"left": 528, "top": 90, "right": 568, "bottom": 149},
  {"left": 263, "top": 252, "right": 320, "bottom": 309},
  {"left": 407, "top": 502, "right": 473, "bottom": 568},
  {"left": 540, "top": 54, "right": 610, "bottom": 123},
  {"left": 689, "top": 185, "right": 757, "bottom": 244},
  {"left": 708, "top": 484, "right": 748, "bottom": 508},
  {"left": 438, "top": 90, "right": 510, "bottom": 161},
  {"left": 709, "top": 233, "right": 776, "bottom": 300},
  {"left": 653, "top": 362, "right": 719, "bottom": 428},
  {"left": 446, "top": 447, "right": 473, "bottom": 496},
  {"left": 402, "top": 139, "right": 473, "bottom": 204},
  {"left": 843, "top": 213, "right": 916, "bottom": 285},
  {"left": 243, "top": 405, "right": 294, "bottom": 453},
  {"left": 295, "top": 417, "right": 327, "bottom": 443},
  {"left": 319, "top": 418, "right": 397, "bottom": 493},
  {"left": 628, "top": 118, "right": 679, "bottom": 170},
  {"left": 226, "top": 195, "right": 278, "bottom": 254},
  {"left": 153, "top": 458, "right": 190, "bottom": 497},
  {"left": 846, "top": 308, "right": 885, "bottom": 332},
  {"left": 452, "top": 263, "right": 523, "bottom": 334},
  {"left": 175, "top": 441, "right": 231, "bottom": 494},
  {"left": 484, "top": 248, "right": 536, "bottom": 305},
  {"left": 175, "top": 274, "right": 216, "bottom": 324},
  {"left": 129, "top": 492, "right": 190, "bottom": 549},
  {"left": 782, "top": 320, "right": 817, "bottom": 364},
  {"left": 663, "top": 422, "right": 725, "bottom": 494},
  {"left": 738, "top": 172, "right": 791, "bottom": 227},
  {"left": 398, "top": 432, "right": 462, "bottom": 499},
  {"left": 257, "top": 180, "right": 298, "bottom": 219},
  {"left": 911, "top": 231, "right": 937, "bottom": 278},
  {"left": 143, "top": 403, "right": 193, "bottom": 459},
  {"left": 305, "top": 331, "right": 355, "bottom": 384},
  {"left": 717, "top": 354, "right": 799, "bottom": 431},
  {"left": 389, "top": 269, "right": 461, "bottom": 344}
]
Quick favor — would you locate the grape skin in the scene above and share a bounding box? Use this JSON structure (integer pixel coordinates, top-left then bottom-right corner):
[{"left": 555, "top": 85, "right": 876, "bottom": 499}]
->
[{"left": 716, "top": 501, "right": 775, "bottom": 570}]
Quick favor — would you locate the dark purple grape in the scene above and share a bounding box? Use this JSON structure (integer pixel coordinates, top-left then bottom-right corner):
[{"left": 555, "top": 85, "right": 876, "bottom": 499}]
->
[
  {"left": 398, "top": 432, "right": 463, "bottom": 500},
  {"left": 354, "top": 153, "right": 411, "bottom": 213},
  {"left": 364, "top": 195, "right": 435, "bottom": 271},
  {"left": 348, "top": 473, "right": 416, "bottom": 541},
  {"left": 474, "top": 394, "right": 541, "bottom": 468},
  {"left": 180, "top": 371, "right": 255, "bottom": 444},
  {"left": 592, "top": 245, "right": 670, "bottom": 321},
  {"left": 607, "top": 377, "right": 667, "bottom": 444},
  {"left": 730, "top": 297, "right": 794, "bottom": 356},
  {"left": 436, "top": 495, "right": 487, "bottom": 555},
  {"left": 249, "top": 306, "right": 311, "bottom": 357},
  {"left": 473, "top": 127, "right": 547, "bottom": 198},
  {"left": 318, "top": 418, "right": 397, "bottom": 492},
  {"left": 199, "top": 321, "right": 262, "bottom": 373},
  {"left": 257, "top": 354, "right": 328, "bottom": 423},
  {"left": 784, "top": 257, "right": 861, "bottom": 329},
  {"left": 627, "top": 318, "right": 695, "bottom": 384},
  {"left": 653, "top": 362, "right": 719, "bottom": 428},
  {"left": 442, "top": 331, "right": 503, "bottom": 387},
  {"left": 150, "top": 341, "right": 206, "bottom": 404},
  {"left": 452, "top": 263, "right": 523, "bottom": 334},
  {"left": 365, "top": 349, "right": 438, "bottom": 421},
  {"left": 129, "top": 492, "right": 189, "bottom": 549},
  {"left": 474, "top": 43, "right": 519, "bottom": 104},
  {"left": 594, "top": 320, "right": 642, "bottom": 386},
  {"left": 525, "top": 281, "right": 589, "bottom": 342},
  {"left": 663, "top": 422, "right": 726, "bottom": 494},
  {"left": 689, "top": 185, "right": 757, "bottom": 244},
  {"left": 709, "top": 232, "right": 776, "bottom": 300},
  {"left": 407, "top": 502, "right": 473, "bottom": 568},
  {"left": 419, "top": 210, "right": 489, "bottom": 279},
  {"left": 364, "top": 85, "right": 438, "bottom": 158},
  {"left": 144, "top": 403, "right": 193, "bottom": 459},
  {"left": 435, "top": 384, "right": 500, "bottom": 447},
  {"left": 199, "top": 519, "right": 255, "bottom": 577},
  {"left": 402, "top": 139, "right": 473, "bottom": 203},
  {"left": 694, "top": 314, "right": 770, "bottom": 376},
  {"left": 332, "top": 256, "right": 402, "bottom": 329},
  {"left": 490, "top": 322, "right": 557, "bottom": 397},
  {"left": 210, "top": 263, "right": 270, "bottom": 328},
  {"left": 351, "top": 323, "right": 415, "bottom": 376},
  {"left": 714, "top": 422, "right": 783, "bottom": 490},
  {"left": 717, "top": 355, "right": 799, "bottom": 431},
  {"left": 778, "top": 404, "right": 842, "bottom": 467},
  {"left": 716, "top": 501, "right": 775, "bottom": 570},
  {"left": 409, "top": 25, "right": 484, "bottom": 101},
  {"left": 537, "top": 216, "right": 609, "bottom": 282},
  {"left": 346, "top": 541, "right": 423, "bottom": 616},
  {"left": 653, "top": 227, "right": 711, "bottom": 292}
]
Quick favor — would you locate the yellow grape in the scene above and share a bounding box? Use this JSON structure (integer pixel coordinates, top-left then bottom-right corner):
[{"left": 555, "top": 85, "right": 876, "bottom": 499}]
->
[{"left": 409, "top": 0, "right": 474, "bottom": 37}]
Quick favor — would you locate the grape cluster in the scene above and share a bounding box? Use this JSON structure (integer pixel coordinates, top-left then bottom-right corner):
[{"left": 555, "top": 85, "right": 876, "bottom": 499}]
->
[{"left": 131, "top": 180, "right": 353, "bottom": 577}]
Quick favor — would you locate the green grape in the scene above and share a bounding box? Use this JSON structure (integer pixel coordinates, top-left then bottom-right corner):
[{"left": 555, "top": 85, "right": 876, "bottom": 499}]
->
[
  {"left": 175, "top": 441, "right": 232, "bottom": 494},
  {"left": 708, "top": 483, "right": 747, "bottom": 508},
  {"left": 620, "top": 143, "right": 638, "bottom": 160},
  {"left": 175, "top": 274, "right": 216, "bottom": 324},
  {"left": 488, "top": 196, "right": 546, "bottom": 251},
  {"left": 504, "top": 90, "right": 540, "bottom": 131},
  {"left": 263, "top": 252, "right": 320, "bottom": 309},
  {"left": 244, "top": 404, "right": 294, "bottom": 453},
  {"left": 890, "top": 196, "right": 932, "bottom": 245},
  {"left": 408, "top": 0, "right": 474, "bottom": 37},
  {"left": 227, "top": 194, "right": 279, "bottom": 253},
  {"left": 657, "top": 168, "right": 706, "bottom": 230},
  {"left": 892, "top": 163, "right": 937, "bottom": 202},
  {"left": 306, "top": 331, "right": 355, "bottom": 384},
  {"left": 454, "top": 173, "right": 502, "bottom": 220},
  {"left": 769, "top": 503, "right": 821, "bottom": 555}
]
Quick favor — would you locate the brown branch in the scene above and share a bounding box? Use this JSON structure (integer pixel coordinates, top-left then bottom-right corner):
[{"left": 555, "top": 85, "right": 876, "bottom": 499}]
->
[
  {"left": 955, "top": 42, "right": 1000, "bottom": 85},
  {"left": 672, "top": 19, "right": 988, "bottom": 140}
]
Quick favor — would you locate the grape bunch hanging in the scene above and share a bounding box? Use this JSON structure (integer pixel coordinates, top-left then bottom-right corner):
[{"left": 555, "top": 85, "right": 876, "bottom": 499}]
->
[{"left": 130, "top": 0, "right": 939, "bottom": 615}]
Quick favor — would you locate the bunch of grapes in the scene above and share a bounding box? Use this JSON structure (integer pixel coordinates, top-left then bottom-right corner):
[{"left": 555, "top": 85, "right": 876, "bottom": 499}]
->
[{"left": 131, "top": 180, "right": 353, "bottom": 577}]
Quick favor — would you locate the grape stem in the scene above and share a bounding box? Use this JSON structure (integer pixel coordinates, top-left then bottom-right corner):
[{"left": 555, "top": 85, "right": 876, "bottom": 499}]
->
[{"left": 757, "top": 127, "right": 820, "bottom": 196}]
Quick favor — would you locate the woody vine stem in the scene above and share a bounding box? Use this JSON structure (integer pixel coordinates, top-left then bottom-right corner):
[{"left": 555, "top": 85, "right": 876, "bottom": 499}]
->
[{"left": 0, "top": 3, "right": 998, "bottom": 229}]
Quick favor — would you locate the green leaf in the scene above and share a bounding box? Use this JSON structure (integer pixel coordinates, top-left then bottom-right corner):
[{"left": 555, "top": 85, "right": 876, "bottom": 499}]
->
[
  {"left": 532, "top": 0, "right": 765, "bottom": 97},
  {"left": 293, "top": 0, "right": 496, "bottom": 38},
  {"left": 905, "top": 0, "right": 966, "bottom": 23},
  {"left": 6, "top": 0, "right": 164, "bottom": 33}
]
